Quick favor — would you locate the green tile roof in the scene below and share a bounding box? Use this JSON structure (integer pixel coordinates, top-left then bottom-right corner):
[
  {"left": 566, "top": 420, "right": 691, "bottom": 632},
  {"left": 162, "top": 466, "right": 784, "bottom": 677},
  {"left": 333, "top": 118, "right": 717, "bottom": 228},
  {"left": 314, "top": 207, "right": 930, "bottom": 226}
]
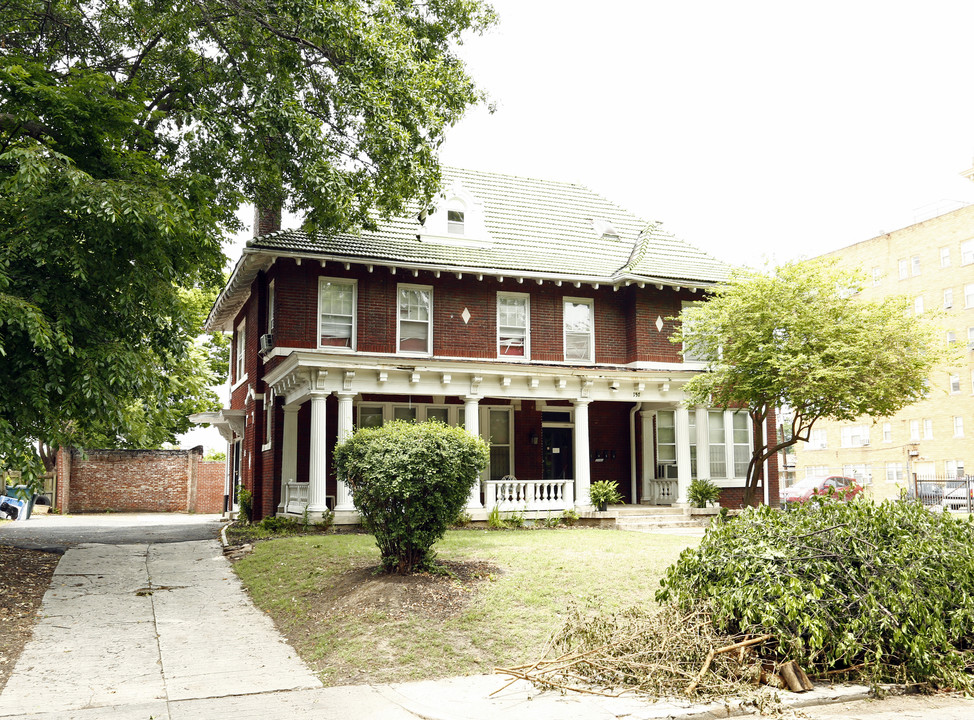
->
[{"left": 248, "top": 167, "right": 730, "bottom": 284}]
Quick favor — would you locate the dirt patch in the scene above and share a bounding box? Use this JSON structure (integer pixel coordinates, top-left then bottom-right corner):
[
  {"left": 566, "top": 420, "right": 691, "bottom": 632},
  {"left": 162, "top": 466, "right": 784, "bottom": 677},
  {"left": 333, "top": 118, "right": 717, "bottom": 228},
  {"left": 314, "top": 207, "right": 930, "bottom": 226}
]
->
[
  {"left": 0, "top": 545, "right": 60, "bottom": 692},
  {"left": 312, "top": 559, "right": 500, "bottom": 621}
]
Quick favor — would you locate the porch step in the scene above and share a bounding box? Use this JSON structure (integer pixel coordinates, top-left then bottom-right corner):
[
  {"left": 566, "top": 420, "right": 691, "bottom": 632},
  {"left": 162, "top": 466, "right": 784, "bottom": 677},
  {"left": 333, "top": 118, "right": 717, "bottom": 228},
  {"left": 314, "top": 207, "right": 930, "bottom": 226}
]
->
[{"left": 614, "top": 513, "right": 710, "bottom": 531}]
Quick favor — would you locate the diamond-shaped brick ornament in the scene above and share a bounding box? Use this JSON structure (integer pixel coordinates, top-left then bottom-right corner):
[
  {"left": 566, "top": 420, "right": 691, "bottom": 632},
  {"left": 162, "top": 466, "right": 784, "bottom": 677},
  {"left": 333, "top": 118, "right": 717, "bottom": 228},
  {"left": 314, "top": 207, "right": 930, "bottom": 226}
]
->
[
  {"left": 655, "top": 315, "right": 664, "bottom": 332},
  {"left": 461, "top": 307, "right": 471, "bottom": 324}
]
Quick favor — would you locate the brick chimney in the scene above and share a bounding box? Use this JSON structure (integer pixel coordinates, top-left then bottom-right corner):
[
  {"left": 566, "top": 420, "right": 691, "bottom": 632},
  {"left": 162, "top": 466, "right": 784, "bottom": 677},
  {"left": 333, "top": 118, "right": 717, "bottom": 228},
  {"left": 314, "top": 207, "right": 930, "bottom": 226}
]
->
[{"left": 253, "top": 204, "right": 282, "bottom": 237}]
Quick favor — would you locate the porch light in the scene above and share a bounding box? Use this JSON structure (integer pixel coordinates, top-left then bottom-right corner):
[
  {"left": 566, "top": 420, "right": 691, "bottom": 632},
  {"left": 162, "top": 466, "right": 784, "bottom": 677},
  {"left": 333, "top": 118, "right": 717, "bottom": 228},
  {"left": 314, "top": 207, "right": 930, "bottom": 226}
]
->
[{"left": 530, "top": 431, "right": 539, "bottom": 445}]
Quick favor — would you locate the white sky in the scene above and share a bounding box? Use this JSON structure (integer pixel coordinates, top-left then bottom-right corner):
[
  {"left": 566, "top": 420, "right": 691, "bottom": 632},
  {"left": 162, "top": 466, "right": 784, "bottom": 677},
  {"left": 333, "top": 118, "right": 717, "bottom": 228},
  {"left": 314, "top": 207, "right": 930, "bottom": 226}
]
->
[
  {"left": 185, "top": 1, "right": 974, "bottom": 451},
  {"left": 439, "top": 0, "right": 974, "bottom": 267}
]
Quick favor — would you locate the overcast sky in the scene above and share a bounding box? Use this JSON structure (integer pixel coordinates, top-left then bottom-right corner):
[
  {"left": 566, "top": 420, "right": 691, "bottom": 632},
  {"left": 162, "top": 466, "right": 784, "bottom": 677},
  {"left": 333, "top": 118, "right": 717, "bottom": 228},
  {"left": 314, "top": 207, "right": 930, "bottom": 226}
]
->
[{"left": 438, "top": 0, "right": 974, "bottom": 267}]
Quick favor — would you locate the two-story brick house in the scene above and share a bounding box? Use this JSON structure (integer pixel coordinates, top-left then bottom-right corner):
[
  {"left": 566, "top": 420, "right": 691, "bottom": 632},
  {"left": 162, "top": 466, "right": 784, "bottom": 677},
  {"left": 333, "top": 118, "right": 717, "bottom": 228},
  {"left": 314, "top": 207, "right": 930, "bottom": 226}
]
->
[{"left": 196, "top": 168, "right": 779, "bottom": 522}]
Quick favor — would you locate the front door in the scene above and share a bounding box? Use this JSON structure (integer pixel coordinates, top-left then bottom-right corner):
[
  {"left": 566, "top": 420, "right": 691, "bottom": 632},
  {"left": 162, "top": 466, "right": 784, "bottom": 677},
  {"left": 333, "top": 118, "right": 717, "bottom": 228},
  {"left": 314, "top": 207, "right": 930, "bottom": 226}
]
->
[{"left": 543, "top": 427, "right": 573, "bottom": 480}]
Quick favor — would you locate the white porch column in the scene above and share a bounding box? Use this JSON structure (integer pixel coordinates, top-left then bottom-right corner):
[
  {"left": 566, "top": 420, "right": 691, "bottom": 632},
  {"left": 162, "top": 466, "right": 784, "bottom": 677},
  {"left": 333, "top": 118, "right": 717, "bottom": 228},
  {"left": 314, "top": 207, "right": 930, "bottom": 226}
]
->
[
  {"left": 308, "top": 392, "right": 329, "bottom": 513},
  {"left": 723, "top": 409, "right": 735, "bottom": 481},
  {"left": 335, "top": 392, "right": 356, "bottom": 511},
  {"left": 675, "top": 405, "right": 692, "bottom": 505},
  {"left": 278, "top": 404, "right": 300, "bottom": 513},
  {"left": 639, "top": 408, "right": 654, "bottom": 503},
  {"left": 464, "top": 396, "right": 483, "bottom": 508},
  {"left": 695, "top": 407, "right": 710, "bottom": 481},
  {"left": 574, "top": 399, "right": 592, "bottom": 507}
]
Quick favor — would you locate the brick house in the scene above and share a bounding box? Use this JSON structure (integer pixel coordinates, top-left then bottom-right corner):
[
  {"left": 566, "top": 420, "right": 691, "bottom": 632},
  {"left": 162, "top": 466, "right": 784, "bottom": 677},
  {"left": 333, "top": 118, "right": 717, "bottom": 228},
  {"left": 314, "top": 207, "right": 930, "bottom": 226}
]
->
[{"left": 195, "top": 168, "right": 779, "bottom": 522}]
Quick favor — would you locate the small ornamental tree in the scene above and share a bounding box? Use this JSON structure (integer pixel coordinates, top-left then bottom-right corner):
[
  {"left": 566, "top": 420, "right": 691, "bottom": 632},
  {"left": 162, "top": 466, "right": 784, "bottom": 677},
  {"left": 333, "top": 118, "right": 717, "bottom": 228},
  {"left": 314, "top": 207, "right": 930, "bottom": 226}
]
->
[
  {"left": 333, "top": 420, "right": 489, "bottom": 574},
  {"left": 676, "top": 259, "right": 945, "bottom": 506}
]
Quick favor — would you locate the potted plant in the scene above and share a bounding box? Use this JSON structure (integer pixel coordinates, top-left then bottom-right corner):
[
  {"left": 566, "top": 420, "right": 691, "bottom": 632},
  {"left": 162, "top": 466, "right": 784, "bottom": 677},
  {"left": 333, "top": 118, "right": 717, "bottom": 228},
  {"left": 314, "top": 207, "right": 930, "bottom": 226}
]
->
[
  {"left": 589, "top": 480, "right": 624, "bottom": 511},
  {"left": 687, "top": 478, "right": 721, "bottom": 509}
]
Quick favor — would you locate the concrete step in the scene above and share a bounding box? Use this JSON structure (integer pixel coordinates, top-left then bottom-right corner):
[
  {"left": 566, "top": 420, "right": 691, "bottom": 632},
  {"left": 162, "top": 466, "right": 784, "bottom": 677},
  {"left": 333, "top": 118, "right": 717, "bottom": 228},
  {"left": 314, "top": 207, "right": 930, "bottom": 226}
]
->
[{"left": 615, "top": 514, "right": 711, "bottom": 531}]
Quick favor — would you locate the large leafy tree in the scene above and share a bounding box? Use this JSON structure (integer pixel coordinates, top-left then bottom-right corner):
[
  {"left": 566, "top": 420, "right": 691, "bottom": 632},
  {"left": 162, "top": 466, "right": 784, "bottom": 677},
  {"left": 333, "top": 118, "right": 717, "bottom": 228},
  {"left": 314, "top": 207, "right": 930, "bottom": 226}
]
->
[
  {"left": 1, "top": 0, "right": 494, "bottom": 483},
  {"left": 677, "top": 260, "right": 944, "bottom": 506}
]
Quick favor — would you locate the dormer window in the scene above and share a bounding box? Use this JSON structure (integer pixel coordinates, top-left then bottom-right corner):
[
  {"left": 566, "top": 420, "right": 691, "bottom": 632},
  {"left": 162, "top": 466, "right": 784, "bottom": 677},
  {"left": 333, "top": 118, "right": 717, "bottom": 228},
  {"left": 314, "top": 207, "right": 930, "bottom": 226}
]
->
[{"left": 447, "top": 209, "right": 465, "bottom": 234}]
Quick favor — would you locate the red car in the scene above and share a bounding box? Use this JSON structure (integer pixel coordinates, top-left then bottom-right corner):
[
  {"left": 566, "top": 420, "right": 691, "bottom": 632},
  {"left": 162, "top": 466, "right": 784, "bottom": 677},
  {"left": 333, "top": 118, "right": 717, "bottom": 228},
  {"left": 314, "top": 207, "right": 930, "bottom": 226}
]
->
[{"left": 780, "top": 475, "right": 863, "bottom": 508}]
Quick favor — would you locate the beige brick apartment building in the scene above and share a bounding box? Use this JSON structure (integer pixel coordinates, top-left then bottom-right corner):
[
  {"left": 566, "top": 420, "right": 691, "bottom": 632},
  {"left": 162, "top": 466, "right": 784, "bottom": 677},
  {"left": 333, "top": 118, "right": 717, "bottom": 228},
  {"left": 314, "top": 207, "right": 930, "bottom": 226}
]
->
[{"left": 794, "top": 197, "right": 974, "bottom": 500}]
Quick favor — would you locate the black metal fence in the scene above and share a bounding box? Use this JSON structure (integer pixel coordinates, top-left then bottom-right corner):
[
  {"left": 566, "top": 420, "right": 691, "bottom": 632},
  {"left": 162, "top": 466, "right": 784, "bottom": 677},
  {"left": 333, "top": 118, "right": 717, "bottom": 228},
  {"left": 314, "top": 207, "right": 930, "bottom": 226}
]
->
[{"left": 907, "top": 475, "right": 974, "bottom": 513}]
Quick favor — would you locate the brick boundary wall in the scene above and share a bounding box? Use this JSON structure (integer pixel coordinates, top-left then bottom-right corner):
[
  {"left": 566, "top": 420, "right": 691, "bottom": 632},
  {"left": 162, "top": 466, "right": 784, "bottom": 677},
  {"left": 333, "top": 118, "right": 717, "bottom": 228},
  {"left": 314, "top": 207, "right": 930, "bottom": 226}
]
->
[{"left": 55, "top": 447, "right": 227, "bottom": 514}]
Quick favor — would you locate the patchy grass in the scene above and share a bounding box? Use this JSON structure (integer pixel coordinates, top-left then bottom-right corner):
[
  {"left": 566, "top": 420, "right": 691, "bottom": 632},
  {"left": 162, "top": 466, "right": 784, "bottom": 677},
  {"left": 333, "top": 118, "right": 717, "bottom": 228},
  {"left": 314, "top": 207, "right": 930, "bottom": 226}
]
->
[{"left": 233, "top": 528, "right": 697, "bottom": 686}]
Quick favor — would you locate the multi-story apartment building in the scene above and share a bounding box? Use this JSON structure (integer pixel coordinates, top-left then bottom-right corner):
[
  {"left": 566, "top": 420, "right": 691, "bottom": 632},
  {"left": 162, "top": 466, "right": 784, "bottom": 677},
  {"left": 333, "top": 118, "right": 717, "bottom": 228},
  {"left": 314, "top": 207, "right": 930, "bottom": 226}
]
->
[{"left": 794, "top": 198, "right": 974, "bottom": 499}]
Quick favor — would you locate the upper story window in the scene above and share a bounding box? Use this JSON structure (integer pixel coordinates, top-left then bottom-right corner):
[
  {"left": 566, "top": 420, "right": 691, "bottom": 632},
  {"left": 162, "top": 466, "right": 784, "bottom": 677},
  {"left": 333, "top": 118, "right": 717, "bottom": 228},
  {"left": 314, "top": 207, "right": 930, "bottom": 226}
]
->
[
  {"left": 944, "top": 288, "right": 953, "bottom": 309},
  {"left": 234, "top": 318, "right": 246, "bottom": 383},
  {"left": 910, "top": 420, "right": 920, "bottom": 441},
  {"left": 871, "top": 267, "right": 881, "bottom": 286},
  {"left": 950, "top": 373, "right": 961, "bottom": 394},
  {"left": 497, "top": 293, "right": 529, "bottom": 358},
  {"left": 965, "top": 283, "right": 974, "bottom": 308},
  {"left": 914, "top": 295, "right": 924, "bottom": 315},
  {"left": 940, "top": 247, "right": 951, "bottom": 267},
  {"left": 882, "top": 422, "right": 892, "bottom": 442},
  {"left": 809, "top": 428, "right": 827, "bottom": 450},
  {"left": 447, "top": 209, "right": 465, "bottom": 234},
  {"left": 319, "top": 278, "right": 357, "bottom": 349},
  {"left": 962, "top": 239, "right": 974, "bottom": 266},
  {"left": 898, "top": 258, "right": 908, "bottom": 279},
  {"left": 398, "top": 284, "right": 432, "bottom": 355},
  {"left": 840, "top": 424, "right": 869, "bottom": 448},
  {"left": 563, "top": 298, "right": 594, "bottom": 362},
  {"left": 911, "top": 255, "right": 921, "bottom": 276},
  {"left": 267, "top": 280, "right": 275, "bottom": 334}
]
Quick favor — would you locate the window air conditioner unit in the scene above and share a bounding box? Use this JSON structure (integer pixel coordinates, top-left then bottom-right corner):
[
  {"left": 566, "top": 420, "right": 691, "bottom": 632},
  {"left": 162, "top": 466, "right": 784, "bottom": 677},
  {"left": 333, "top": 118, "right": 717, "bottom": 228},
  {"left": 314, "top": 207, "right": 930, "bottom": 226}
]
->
[
  {"left": 861, "top": 440, "right": 870, "bottom": 446},
  {"left": 259, "top": 333, "right": 274, "bottom": 355},
  {"left": 665, "top": 464, "right": 679, "bottom": 480}
]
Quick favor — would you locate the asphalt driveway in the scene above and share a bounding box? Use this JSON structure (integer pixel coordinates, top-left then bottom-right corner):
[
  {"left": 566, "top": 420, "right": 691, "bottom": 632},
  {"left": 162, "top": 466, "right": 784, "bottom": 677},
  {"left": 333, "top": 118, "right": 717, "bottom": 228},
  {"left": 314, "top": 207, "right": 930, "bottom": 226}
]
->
[{"left": 0, "top": 512, "right": 223, "bottom": 552}]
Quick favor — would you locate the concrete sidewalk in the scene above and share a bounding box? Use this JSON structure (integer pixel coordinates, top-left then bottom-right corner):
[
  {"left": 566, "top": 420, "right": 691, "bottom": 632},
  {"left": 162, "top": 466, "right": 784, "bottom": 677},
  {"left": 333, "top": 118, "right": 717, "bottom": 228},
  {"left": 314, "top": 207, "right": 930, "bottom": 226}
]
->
[{"left": 1, "top": 537, "right": 875, "bottom": 720}]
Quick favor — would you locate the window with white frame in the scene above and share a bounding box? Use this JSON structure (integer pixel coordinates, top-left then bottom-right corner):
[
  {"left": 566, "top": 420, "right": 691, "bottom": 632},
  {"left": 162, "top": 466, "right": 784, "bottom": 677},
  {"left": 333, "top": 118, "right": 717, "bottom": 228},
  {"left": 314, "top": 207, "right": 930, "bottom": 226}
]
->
[
  {"left": 267, "top": 281, "right": 275, "bottom": 336},
  {"left": 871, "top": 267, "right": 881, "bottom": 286},
  {"left": 497, "top": 293, "right": 529, "bottom": 358},
  {"left": 709, "top": 411, "right": 726, "bottom": 478},
  {"left": 954, "top": 416, "right": 964, "bottom": 437},
  {"left": 488, "top": 408, "right": 513, "bottom": 480},
  {"left": 234, "top": 318, "right": 246, "bottom": 383},
  {"left": 447, "top": 209, "right": 465, "bottom": 234},
  {"left": 923, "top": 418, "right": 933, "bottom": 439},
  {"left": 319, "top": 278, "right": 356, "bottom": 349},
  {"left": 898, "top": 258, "right": 908, "bottom": 279},
  {"left": 911, "top": 255, "right": 921, "bottom": 276},
  {"left": 393, "top": 406, "right": 418, "bottom": 422},
  {"left": 564, "top": 298, "right": 594, "bottom": 362},
  {"left": 882, "top": 422, "right": 892, "bottom": 443},
  {"left": 843, "top": 463, "right": 872, "bottom": 485},
  {"left": 840, "top": 424, "right": 869, "bottom": 448},
  {"left": 965, "top": 284, "right": 974, "bottom": 308},
  {"left": 688, "top": 412, "right": 697, "bottom": 477},
  {"left": 950, "top": 374, "right": 961, "bottom": 394},
  {"left": 809, "top": 428, "right": 827, "bottom": 450},
  {"left": 806, "top": 465, "right": 829, "bottom": 478},
  {"left": 947, "top": 460, "right": 965, "bottom": 478},
  {"left": 910, "top": 420, "right": 920, "bottom": 441},
  {"left": 398, "top": 284, "right": 432, "bottom": 354},
  {"left": 962, "top": 239, "right": 974, "bottom": 266},
  {"left": 968, "top": 327, "right": 974, "bottom": 350},
  {"left": 914, "top": 295, "right": 924, "bottom": 314},
  {"left": 681, "top": 300, "right": 706, "bottom": 361},
  {"left": 357, "top": 406, "right": 385, "bottom": 428},
  {"left": 656, "top": 411, "right": 676, "bottom": 465},
  {"left": 941, "top": 246, "right": 951, "bottom": 267},
  {"left": 886, "top": 463, "right": 904, "bottom": 483},
  {"left": 944, "top": 288, "right": 953, "bottom": 309},
  {"left": 733, "top": 412, "right": 750, "bottom": 477},
  {"left": 263, "top": 391, "right": 274, "bottom": 448},
  {"left": 947, "top": 330, "right": 957, "bottom": 345}
]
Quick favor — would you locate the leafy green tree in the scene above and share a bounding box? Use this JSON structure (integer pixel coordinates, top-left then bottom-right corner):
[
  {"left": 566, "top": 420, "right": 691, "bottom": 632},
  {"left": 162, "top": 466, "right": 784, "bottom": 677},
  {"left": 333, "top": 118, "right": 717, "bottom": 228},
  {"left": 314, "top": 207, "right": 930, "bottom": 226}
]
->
[
  {"left": 334, "top": 420, "right": 489, "bottom": 574},
  {"left": 676, "top": 260, "right": 944, "bottom": 506},
  {"left": 1, "top": 0, "right": 494, "bottom": 483}
]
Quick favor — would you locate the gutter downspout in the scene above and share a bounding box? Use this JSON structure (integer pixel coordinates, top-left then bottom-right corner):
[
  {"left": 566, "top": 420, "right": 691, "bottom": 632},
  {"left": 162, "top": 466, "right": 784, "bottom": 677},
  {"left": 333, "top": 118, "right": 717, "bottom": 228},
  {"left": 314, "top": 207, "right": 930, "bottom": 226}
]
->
[{"left": 630, "top": 402, "right": 641, "bottom": 503}]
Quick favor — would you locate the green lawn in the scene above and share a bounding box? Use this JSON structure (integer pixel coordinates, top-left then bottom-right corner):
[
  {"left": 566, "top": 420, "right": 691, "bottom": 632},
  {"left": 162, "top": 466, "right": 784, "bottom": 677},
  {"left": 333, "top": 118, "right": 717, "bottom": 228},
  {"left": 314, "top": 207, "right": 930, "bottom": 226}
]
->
[{"left": 233, "top": 528, "right": 698, "bottom": 685}]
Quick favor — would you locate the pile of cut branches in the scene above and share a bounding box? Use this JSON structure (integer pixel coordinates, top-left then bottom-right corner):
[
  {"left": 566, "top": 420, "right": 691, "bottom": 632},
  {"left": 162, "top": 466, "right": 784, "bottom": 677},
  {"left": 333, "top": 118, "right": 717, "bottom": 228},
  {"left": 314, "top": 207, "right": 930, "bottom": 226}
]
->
[{"left": 496, "top": 604, "right": 776, "bottom": 701}]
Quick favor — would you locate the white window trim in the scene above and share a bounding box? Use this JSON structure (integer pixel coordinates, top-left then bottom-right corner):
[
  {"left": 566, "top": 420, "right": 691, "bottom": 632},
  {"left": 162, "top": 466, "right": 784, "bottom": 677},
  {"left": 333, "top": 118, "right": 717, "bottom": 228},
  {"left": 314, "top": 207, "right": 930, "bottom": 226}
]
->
[
  {"left": 563, "top": 297, "right": 595, "bottom": 363},
  {"left": 965, "top": 283, "right": 974, "bottom": 309},
  {"left": 882, "top": 422, "right": 892, "bottom": 443},
  {"left": 497, "top": 292, "right": 531, "bottom": 361},
  {"left": 954, "top": 416, "right": 964, "bottom": 438},
  {"left": 950, "top": 373, "right": 961, "bottom": 394},
  {"left": 940, "top": 247, "right": 951, "bottom": 267},
  {"left": 962, "top": 239, "right": 974, "bottom": 266},
  {"left": 318, "top": 277, "right": 358, "bottom": 352},
  {"left": 234, "top": 318, "right": 247, "bottom": 385},
  {"left": 267, "top": 279, "right": 275, "bottom": 335},
  {"left": 923, "top": 418, "right": 934, "bottom": 440},
  {"left": 944, "top": 288, "right": 953, "bottom": 310},
  {"left": 911, "top": 255, "right": 921, "bottom": 276},
  {"left": 262, "top": 391, "right": 274, "bottom": 452},
  {"left": 397, "top": 283, "right": 433, "bottom": 356}
]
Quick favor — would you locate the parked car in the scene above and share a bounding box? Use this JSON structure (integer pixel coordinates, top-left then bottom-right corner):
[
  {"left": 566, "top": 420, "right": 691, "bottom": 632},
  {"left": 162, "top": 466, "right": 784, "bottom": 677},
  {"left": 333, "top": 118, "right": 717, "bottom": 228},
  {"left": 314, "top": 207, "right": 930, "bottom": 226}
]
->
[
  {"left": 906, "top": 481, "right": 945, "bottom": 506},
  {"left": 780, "top": 475, "right": 863, "bottom": 508}
]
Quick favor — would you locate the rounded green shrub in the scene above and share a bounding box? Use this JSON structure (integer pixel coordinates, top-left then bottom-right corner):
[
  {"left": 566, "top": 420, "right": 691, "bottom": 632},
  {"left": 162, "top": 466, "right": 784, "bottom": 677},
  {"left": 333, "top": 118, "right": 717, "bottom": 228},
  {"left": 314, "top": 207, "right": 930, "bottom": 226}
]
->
[
  {"left": 657, "top": 498, "right": 974, "bottom": 689},
  {"left": 333, "top": 420, "right": 489, "bottom": 574}
]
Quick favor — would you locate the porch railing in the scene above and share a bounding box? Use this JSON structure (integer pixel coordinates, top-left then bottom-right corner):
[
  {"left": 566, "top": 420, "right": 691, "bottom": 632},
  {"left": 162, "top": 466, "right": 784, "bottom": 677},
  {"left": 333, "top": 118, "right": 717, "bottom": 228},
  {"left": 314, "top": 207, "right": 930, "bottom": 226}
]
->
[
  {"left": 486, "top": 478, "right": 574, "bottom": 511},
  {"left": 284, "top": 481, "right": 309, "bottom": 514},
  {"left": 648, "top": 478, "right": 678, "bottom": 506}
]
